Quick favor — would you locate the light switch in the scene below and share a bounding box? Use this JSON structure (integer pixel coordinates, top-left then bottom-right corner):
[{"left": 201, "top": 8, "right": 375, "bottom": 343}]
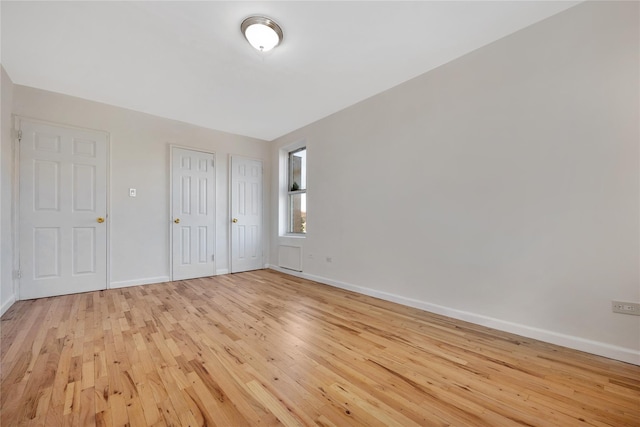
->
[{"left": 129, "top": 188, "right": 136, "bottom": 197}]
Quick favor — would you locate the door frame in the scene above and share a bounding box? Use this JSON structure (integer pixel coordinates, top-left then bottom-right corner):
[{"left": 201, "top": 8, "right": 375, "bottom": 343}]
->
[
  {"left": 168, "top": 144, "right": 217, "bottom": 281},
  {"left": 228, "top": 154, "right": 264, "bottom": 273},
  {"left": 13, "top": 115, "right": 111, "bottom": 300}
]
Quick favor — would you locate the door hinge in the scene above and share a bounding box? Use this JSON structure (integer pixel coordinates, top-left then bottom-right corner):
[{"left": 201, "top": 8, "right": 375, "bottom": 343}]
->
[
  {"left": 13, "top": 270, "right": 22, "bottom": 279},
  {"left": 212, "top": 254, "right": 215, "bottom": 261},
  {"left": 16, "top": 130, "right": 22, "bottom": 141},
  {"left": 211, "top": 159, "right": 215, "bottom": 167}
]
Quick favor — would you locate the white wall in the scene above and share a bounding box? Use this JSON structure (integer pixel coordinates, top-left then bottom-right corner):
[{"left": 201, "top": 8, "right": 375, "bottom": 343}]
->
[
  {"left": 11, "top": 85, "right": 270, "bottom": 291},
  {"left": 270, "top": 1, "right": 639, "bottom": 363},
  {"left": 1, "top": 66, "right": 15, "bottom": 315}
]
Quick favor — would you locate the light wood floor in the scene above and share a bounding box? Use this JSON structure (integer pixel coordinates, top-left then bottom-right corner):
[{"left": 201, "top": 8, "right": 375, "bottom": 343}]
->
[{"left": 1, "top": 270, "right": 638, "bottom": 426}]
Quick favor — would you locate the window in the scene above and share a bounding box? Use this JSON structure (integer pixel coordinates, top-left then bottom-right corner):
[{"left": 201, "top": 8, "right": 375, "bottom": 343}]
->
[{"left": 288, "top": 147, "right": 306, "bottom": 234}]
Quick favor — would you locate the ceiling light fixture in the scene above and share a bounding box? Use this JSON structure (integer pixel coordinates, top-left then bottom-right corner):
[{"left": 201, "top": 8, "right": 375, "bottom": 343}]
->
[{"left": 241, "top": 16, "right": 283, "bottom": 52}]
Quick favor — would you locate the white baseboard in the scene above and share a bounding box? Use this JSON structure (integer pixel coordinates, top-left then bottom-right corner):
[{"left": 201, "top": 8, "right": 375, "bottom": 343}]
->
[
  {"left": 110, "top": 271, "right": 231, "bottom": 289},
  {"left": 266, "top": 265, "right": 640, "bottom": 365},
  {"left": 109, "top": 276, "right": 171, "bottom": 289},
  {"left": 0, "top": 294, "right": 16, "bottom": 316}
]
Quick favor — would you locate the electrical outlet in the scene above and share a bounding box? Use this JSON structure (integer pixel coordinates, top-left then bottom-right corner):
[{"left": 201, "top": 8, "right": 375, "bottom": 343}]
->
[
  {"left": 129, "top": 188, "right": 137, "bottom": 197},
  {"left": 612, "top": 301, "right": 640, "bottom": 316}
]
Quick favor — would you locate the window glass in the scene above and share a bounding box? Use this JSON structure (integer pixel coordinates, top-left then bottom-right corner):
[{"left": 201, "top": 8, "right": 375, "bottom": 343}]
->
[
  {"left": 288, "top": 147, "right": 306, "bottom": 234},
  {"left": 289, "top": 148, "right": 306, "bottom": 191},
  {"left": 289, "top": 193, "right": 306, "bottom": 234}
]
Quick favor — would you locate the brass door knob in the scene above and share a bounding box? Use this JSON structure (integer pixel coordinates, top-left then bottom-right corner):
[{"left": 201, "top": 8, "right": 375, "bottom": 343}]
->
[
  {"left": 232, "top": 218, "right": 238, "bottom": 223},
  {"left": 174, "top": 218, "right": 180, "bottom": 224},
  {"left": 97, "top": 217, "right": 105, "bottom": 223}
]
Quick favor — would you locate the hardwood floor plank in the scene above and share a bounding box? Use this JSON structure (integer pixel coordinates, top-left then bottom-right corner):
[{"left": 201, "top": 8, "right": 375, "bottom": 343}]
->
[
  {"left": 246, "top": 379, "right": 305, "bottom": 427},
  {"left": 2, "top": 269, "right": 639, "bottom": 426}
]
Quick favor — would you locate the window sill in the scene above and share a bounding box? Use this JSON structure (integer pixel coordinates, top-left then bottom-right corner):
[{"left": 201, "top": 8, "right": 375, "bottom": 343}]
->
[{"left": 281, "top": 234, "right": 306, "bottom": 239}]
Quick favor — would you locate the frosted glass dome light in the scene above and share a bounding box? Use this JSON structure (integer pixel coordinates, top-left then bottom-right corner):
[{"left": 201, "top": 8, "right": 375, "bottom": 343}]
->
[{"left": 241, "top": 16, "right": 283, "bottom": 52}]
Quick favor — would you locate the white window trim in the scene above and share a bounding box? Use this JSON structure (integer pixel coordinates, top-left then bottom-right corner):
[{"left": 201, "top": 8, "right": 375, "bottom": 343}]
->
[{"left": 278, "top": 140, "right": 306, "bottom": 237}]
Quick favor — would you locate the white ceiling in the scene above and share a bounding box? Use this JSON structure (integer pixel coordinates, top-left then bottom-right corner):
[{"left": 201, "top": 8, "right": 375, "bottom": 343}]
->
[{"left": 1, "top": 1, "right": 579, "bottom": 141}]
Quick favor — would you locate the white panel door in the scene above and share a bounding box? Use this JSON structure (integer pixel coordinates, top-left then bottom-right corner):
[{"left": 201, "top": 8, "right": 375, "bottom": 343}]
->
[
  {"left": 230, "top": 156, "right": 263, "bottom": 273},
  {"left": 171, "top": 147, "right": 215, "bottom": 280},
  {"left": 19, "top": 119, "right": 108, "bottom": 299}
]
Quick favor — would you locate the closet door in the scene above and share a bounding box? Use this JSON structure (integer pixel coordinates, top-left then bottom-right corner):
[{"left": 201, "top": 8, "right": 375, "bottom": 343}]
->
[
  {"left": 171, "top": 147, "right": 216, "bottom": 280},
  {"left": 230, "top": 156, "right": 263, "bottom": 273}
]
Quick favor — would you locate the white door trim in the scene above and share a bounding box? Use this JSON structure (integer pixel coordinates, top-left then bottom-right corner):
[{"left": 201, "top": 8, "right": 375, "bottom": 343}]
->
[
  {"left": 169, "top": 144, "right": 217, "bottom": 280},
  {"left": 13, "top": 115, "right": 111, "bottom": 299},
  {"left": 11, "top": 115, "right": 20, "bottom": 301}
]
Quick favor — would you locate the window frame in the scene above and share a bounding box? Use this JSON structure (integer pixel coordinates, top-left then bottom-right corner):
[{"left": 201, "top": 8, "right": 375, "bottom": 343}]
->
[{"left": 287, "top": 146, "right": 307, "bottom": 235}]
